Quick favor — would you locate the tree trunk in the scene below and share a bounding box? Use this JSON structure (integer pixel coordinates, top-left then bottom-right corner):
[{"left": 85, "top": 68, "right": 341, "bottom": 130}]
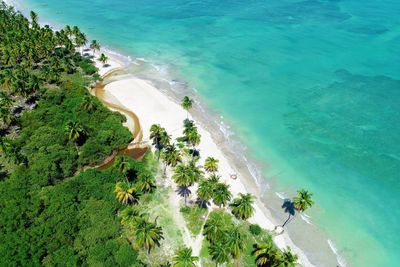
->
[
  {"left": 282, "top": 213, "right": 297, "bottom": 227},
  {"left": 184, "top": 195, "right": 187, "bottom": 207},
  {"left": 282, "top": 214, "right": 291, "bottom": 227}
]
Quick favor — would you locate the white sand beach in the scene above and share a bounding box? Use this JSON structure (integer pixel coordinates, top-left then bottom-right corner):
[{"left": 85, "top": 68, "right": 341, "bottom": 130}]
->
[{"left": 94, "top": 53, "right": 315, "bottom": 266}]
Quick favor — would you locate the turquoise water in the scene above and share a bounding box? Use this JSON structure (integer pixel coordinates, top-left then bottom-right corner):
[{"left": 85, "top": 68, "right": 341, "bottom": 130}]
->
[{"left": 17, "top": 0, "right": 400, "bottom": 266}]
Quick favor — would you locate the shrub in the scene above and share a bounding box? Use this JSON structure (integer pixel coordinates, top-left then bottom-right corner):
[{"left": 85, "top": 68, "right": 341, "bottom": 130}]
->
[{"left": 249, "top": 224, "right": 262, "bottom": 236}]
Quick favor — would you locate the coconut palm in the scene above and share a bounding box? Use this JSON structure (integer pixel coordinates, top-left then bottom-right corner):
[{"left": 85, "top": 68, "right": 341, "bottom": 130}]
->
[
  {"left": 172, "top": 247, "right": 198, "bottom": 267},
  {"left": 279, "top": 248, "right": 298, "bottom": 267},
  {"left": 137, "top": 172, "right": 156, "bottom": 193},
  {"left": 90, "top": 40, "right": 100, "bottom": 56},
  {"left": 119, "top": 206, "right": 144, "bottom": 225},
  {"left": 64, "top": 25, "right": 72, "bottom": 39},
  {"left": 230, "top": 193, "right": 255, "bottom": 220},
  {"left": 0, "top": 69, "right": 14, "bottom": 91},
  {"left": 114, "top": 156, "right": 131, "bottom": 179},
  {"left": 133, "top": 219, "right": 164, "bottom": 254},
  {"left": 161, "top": 143, "right": 182, "bottom": 175},
  {"left": 280, "top": 189, "right": 314, "bottom": 228},
  {"left": 186, "top": 127, "right": 201, "bottom": 149},
  {"left": 293, "top": 189, "right": 314, "bottom": 212},
  {"left": 188, "top": 160, "right": 204, "bottom": 182},
  {"left": 212, "top": 183, "right": 232, "bottom": 208},
  {"left": 204, "top": 157, "right": 219, "bottom": 173},
  {"left": 0, "top": 92, "right": 13, "bottom": 109},
  {"left": 26, "top": 74, "right": 40, "bottom": 95},
  {"left": 99, "top": 53, "right": 108, "bottom": 66},
  {"left": 114, "top": 181, "right": 140, "bottom": 205},
  {"left": 150, "top": 124, "right": 170, "bottom": 160},
  {"left": 252, "top": 237, "right": 278, "bottom": 267},
  {"left": 181, "top": 96, "right": 193, "bottom": 119},
  {"left": 196, "top": 179, "right": 214, "bottom": 208},
  {"left": 29, "top": 11, "right": 39, "bottom": 28},
  {"left": 209, "top": 242, "right": 231, "bottom": 266},
  {"left": 226, "top": 227, "right": 245, "bottom": 266},
  {"left": 208, "top": 173, "right": 221, "bottom": 185},
  {"left": 64, "top": 120, "right": 87, "bottom": 144},
  {"left": 75, "top": 32, "right": 87, "bottom": 55},
  {"left": 203, "top": 213, "right": 227, "bottom": 243},
  {"left": 0, "top": 107, "right": 11, "bottom": 127},
  {"left": 173, "top": 162, "right": 202, "bottom": 206},
  {"left": 80, "top": 95, "right": 97, "bottom": 112}
]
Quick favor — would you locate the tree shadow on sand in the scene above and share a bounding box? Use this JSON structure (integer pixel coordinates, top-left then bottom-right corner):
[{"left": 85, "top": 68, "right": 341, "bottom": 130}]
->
[
  {"left": 176, "top": 185, "right": 191, "bottom": 206},
  {"left": 281, "top": 198, "right": 296, "bottom": 227}
]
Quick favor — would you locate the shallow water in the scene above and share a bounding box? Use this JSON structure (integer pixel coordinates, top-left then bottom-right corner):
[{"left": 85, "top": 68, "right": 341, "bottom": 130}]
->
[{"left": 18, "top": 0, "right": 400, "bottom": 266}]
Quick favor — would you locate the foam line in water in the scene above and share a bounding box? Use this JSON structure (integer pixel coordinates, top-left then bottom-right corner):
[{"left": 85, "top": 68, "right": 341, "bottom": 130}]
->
[{"left": 328, "top": 239, "right": 347, "bottom": 267}]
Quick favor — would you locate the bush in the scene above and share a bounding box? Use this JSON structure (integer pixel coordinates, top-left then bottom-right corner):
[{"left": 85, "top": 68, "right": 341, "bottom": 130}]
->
[
  {"left": 79, "top": 59, "right": 98, "bottom": 75},
  {"left": 249, "top": 224, "right": 262, "bottom": 236}
]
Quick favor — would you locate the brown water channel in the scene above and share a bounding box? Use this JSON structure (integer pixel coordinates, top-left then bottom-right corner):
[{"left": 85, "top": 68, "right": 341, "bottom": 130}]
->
[{"left": 90, "top": 69, "right": 148, "bottom": 170}]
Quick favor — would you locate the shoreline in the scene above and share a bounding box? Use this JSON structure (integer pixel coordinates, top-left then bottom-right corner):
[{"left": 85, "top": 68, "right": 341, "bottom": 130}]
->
[{"left": 94, "top": 52, "right": 316, "bottom": 266}]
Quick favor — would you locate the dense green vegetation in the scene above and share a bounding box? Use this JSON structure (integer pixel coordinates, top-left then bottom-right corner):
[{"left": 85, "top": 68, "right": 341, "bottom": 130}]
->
[{"left": 0, "top": 3, "right": 156, "bottom": 266}]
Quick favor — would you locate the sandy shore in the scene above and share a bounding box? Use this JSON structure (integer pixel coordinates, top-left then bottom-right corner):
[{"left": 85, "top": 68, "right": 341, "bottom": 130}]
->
[{"left": 94, "top": 52, "right": 315, "bottom": 266}]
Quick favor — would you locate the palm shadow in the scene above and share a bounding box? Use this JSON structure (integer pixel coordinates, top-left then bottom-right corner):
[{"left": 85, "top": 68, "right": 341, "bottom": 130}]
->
[
  {"left": 176, "top": 185, "right": 191, "bottom": 199},
  {"left": 282, "top": 198, "right": 296, "bottom": 216},
  {"left": 196, "top": 198, "right": 210, "bottom": 208}
]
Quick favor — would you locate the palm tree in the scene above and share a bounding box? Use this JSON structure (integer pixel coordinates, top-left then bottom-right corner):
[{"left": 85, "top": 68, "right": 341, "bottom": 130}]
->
[
  {"left": 161, "top": 143, "right": 182, "bottom": 175},
  {"left": 186, "top": 128, "right": 201, "bottom": 157},
  {"left": 252, "top": 238, "right": 278, "bottom": 267},
  {"left": 181, "top": 96, "right": 193, "bottom": 119},
  {"left": 293, "top": 189, "right": 314, "bottom": 213},
  {"left": 72, "top": 25, "right": 81, "bottom": 38},
  {"left": 281, "top": 189, "right": 314, "bottom": 228},
  {"left": 172, "top": 247, "right": 198, "bottom": 267},
  {"left": 230, "top": 193, "right": 255, "bottom": 220},
  {"left": 203, "top": 213, "right": 227, "bottom": 243},
  {"left": 208, "top": 173, "right": 221, "bottom": 184},
  {"left": 188, "top": 160, "right": 203, "bottom": 182},
  {"left": 114, "top": 181, "right": 140, "bottom": 205},
  {"left": 0, "top": 69, "right": 14, "bottom": 91},
  {"left": 196, "top": 179, "right": 213, "bottom": 208},
  {"left": 75, "top": 32, "right": 87, "bottom": 55},
  {"left": 0, "top": 108, "right": 11, "bottom": 127},
  {"left": 26, "top": 74, "right": 40, "bottom": 95},
  {"left": 209, "top": 242, "right": 231, "bottom": 267},
  {"left": 80, "top": 95, "right": 97, "bottom": 112},
  {"left": 0, "top": 92, "right": 13, "bottom": 109},
  {"left": 279, "top": 248, "right": 298, "bottom": 267},
  {"left": 90, "top": 40, "right": 100, "bottom": 56},
  {"left": 173, "top": 162, "right": 202, "bottom": 206},
  {"left": 64, "top": 25, "right": 72, "bottom": 39},
  {"left": 64, "top": 120, "right": 87, "bottom": 144},
  {"left": 133, "top": 219, "right": 164, "bottom": 254},
  {"left": 150, "top": 124, "right": 170, "bottom": 160},
  {"left": 115, "top": 156, "right": 131, "bottom": 179},
  {"left": 226, "top": 227, "right": 244, "bottom": 266},
  {"left": 99, "top": 53, "right": 108, "bottom": 66},
  {"left": 119, "top": 206, "right": 144, "bottom": 225},
  {"left": 137, "top": 172, "right": 156, "bottom": 193},
  {"left": 204, "top": 157, "right": 219, "bottom": 173},
  {"left": 29, "top": 11, "right": 39, "bottom": 28},
  {"left": 212, "top": 183, "right": 232, "bottom": 208}
]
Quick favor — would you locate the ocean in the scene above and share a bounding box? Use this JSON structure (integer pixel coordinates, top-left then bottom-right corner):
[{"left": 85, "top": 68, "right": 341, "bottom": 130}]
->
[{"left": 14, "top": 0, "right": 400, "bottom": 266}]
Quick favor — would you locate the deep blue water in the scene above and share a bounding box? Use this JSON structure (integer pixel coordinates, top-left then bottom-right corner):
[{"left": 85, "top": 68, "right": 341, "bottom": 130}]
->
[{"left": 17, "top": 0, "right": 400, "bottom": 266}]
